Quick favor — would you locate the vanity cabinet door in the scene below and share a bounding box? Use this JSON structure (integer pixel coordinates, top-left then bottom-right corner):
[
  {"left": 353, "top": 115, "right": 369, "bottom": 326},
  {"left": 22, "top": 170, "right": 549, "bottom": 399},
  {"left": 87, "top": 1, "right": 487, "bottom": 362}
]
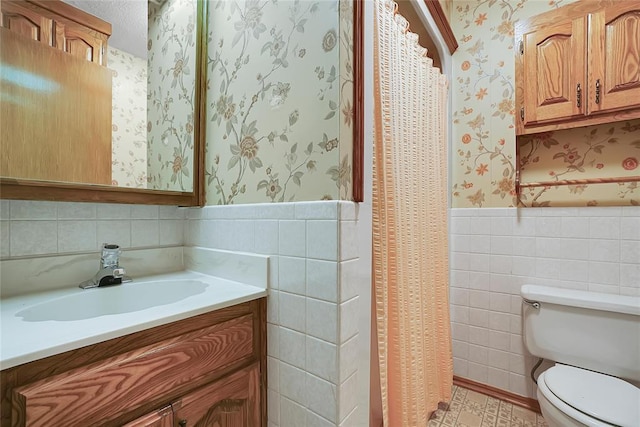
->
[
  {"left": 173, "top": 364, "right": 261, "bottom": 427},
  {"left": 521, "top": 16, "right": 586, "bottom": 126},
  {"left": 123, "top": 406, "right": 173, "bottom": 427},
  {"left": 588, "top": 3, "right": 640, "bottom": 115}
]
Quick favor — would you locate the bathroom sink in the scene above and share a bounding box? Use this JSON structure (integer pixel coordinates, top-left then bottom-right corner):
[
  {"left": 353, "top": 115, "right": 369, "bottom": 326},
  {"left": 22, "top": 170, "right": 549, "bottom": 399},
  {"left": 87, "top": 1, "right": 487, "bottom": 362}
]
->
[{"left": 16, "top": 279, "right": 209, "bottom": 322}]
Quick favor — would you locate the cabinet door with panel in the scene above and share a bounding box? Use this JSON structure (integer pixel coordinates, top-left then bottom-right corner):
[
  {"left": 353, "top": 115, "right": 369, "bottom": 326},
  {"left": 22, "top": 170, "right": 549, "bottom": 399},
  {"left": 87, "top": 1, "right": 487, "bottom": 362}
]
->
[
  {"left": 124, "top": 406, "right": 174, "bottom": 427},
  {"left": 54, "top": 22, "right": 106, "bottom": 65},
  {"left": 0, "top": 1, "right": 53, "bottom": 44},
  {"left": 0, "top": 0, "right": 109, "bottom": 65},
  {"left": 521, "top": 16, "right": 586, "bottom": 126},
  {"left": 516, "top": 0, "right": 640, "bottom": 135},
  {"left": 588, "top": 2, "right": 640, "bottom": 115},
  {"left": 173, "top": 364, "right": 261, "bottom": 427}
]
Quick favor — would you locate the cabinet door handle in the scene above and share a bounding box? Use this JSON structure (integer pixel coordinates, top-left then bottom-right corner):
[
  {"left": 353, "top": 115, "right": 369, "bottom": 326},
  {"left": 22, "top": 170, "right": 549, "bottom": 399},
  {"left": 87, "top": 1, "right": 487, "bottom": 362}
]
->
[
  {"left": 576, "top": 83, "right": 582, "bottom": 108},
  {"left": 178, "top": 420, "right": 187, "bottom": 427},
  {"left": 595, "top": 79, "right": 601, "bottom": 104}
]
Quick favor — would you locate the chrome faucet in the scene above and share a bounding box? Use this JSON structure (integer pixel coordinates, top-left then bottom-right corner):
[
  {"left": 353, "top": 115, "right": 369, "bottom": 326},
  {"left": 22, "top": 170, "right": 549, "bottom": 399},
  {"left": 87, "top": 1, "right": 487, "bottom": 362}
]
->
[{"left": 79, "top": 243, "right": 132, "bottom": 289}]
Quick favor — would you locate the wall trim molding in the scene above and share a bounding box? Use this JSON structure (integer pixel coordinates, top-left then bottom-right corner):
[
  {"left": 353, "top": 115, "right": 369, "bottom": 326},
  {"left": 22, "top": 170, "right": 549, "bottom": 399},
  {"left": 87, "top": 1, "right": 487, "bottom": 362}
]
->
[
  {"left": 453, "top": 376, "right": 541, "bottom": 414},
  {"left": 423, "top": 0, "right": 457, "bottom": 54},
  {"left": 353, "top": 0, "right": 364, "bottom": 202}
]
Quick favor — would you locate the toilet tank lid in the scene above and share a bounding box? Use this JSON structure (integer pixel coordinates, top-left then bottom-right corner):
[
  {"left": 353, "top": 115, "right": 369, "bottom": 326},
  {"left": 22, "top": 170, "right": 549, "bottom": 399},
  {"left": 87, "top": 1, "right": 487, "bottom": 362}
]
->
[
  {"left": 544, "top": 365, "right": 640, "bottom": 427},
  {"left": 521, "top": 285, "right": 640, "bottom": 316}
]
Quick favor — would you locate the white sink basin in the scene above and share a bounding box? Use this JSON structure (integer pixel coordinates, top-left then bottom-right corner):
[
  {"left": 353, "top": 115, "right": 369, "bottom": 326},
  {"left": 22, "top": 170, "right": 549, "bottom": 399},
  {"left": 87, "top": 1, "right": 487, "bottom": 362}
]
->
[
  {"left": 2, "top": 266, "right": 268, "bottom": 370},
  {"left": 16, "top": 279, "right": 209, "bottom": 322}
]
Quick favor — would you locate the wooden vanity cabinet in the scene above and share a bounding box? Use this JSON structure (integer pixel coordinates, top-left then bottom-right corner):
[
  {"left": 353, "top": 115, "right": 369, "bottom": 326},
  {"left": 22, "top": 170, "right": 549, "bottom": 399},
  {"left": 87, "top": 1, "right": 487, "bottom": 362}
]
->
[
  {"left": 0, "top": 299, "right": 267, "bottom": 427},
  {"left": 125, "top": 364, "right": 260, "bottom": 427},
  {"left": 172, "top": 364, "right": 260, "bottom": 427},
  {"left": 124, "top": 406, "right": 173, "bottom": 427},
  {"left": 515, "top": 0, "right": 640, "bottom": 135},
  {"left": 1, "top": 0, "right": 111, "bottom": 65}
]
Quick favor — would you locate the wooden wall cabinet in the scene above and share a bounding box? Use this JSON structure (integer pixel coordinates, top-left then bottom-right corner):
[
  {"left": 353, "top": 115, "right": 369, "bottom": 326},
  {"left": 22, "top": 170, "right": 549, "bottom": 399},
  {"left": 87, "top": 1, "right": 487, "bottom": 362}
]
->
[
  {"left": 0, "top": 0, "right": 113, "bottom": 186},
  {"left": 515, "top": 0, "right": 640, "bottom": 135},
  {"left": 0, "top": 299, "right": 267, "bottom": 427},
  {"left": 1, "top": 0, "right": 110, "bottom": 65}
]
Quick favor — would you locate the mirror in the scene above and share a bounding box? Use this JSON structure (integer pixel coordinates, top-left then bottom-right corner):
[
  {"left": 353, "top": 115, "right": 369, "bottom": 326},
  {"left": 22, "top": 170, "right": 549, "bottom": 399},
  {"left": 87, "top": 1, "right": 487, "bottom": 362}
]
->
[{"left": 0, "top": 0, "right": 206, "bottom": 205}]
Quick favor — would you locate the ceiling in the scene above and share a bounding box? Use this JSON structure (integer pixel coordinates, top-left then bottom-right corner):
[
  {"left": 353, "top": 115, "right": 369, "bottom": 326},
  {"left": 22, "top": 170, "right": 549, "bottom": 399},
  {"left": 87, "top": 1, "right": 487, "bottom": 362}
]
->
[{"left": 62, "top": 0, "right": 148, "bottom": 59}]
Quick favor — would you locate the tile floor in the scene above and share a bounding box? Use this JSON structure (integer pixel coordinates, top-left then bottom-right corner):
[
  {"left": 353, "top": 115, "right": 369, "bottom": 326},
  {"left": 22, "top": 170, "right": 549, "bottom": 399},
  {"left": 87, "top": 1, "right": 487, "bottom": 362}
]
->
[{"left": 428, "top": 386, "right": 547, "bottom": 427}]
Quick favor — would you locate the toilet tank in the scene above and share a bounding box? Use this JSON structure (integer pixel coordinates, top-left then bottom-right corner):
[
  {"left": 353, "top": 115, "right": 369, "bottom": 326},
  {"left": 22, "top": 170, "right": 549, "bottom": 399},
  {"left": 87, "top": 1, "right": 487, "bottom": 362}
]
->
[{"left": 521, "top": 285, "right": 640, "bottom": 383}]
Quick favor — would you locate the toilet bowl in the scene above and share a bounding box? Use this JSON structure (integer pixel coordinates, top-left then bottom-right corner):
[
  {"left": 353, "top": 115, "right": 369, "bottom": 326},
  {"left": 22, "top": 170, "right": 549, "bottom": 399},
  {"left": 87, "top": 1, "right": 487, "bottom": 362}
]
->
[
  {"left": 520, "top": 285, "right": 640, "bottom": 427},
  {"left": 537, "top": 365, "right": 639, "bottom": 427}
]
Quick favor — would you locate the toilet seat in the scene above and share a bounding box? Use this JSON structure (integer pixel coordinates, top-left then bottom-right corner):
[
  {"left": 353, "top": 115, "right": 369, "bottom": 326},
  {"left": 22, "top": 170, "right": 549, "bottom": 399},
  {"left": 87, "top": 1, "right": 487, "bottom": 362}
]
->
[{"left": 541, "top": 365, "right": 640, "bottom": 427}]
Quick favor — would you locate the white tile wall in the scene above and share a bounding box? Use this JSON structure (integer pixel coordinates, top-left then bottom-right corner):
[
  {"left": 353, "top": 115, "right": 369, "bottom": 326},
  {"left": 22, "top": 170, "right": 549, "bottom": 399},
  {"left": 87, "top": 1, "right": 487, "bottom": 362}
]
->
[
  {"left": 450, "top": 206, "right": 640, "bottom": 398},
  {"left": 0, "top": 199, "right": 369, "bottom": 426},
  {"left": 0, "top": 200, "right": 186, "bottom": 259},
  {"left": 185, "top": 201, "right": 366, "bottom": 427}
]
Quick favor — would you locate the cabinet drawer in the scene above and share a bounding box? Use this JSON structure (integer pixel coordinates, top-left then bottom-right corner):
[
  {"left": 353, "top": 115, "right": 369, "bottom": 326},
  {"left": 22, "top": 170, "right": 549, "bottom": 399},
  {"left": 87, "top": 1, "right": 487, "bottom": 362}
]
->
[{"left": 12, "top": 315, "right": 255, "bottom": 427}]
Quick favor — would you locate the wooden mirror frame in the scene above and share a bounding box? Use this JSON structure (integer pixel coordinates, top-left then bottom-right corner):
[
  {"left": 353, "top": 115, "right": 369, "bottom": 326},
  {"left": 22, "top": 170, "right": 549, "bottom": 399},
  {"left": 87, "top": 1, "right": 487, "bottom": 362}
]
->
[
  {"left": 353, "top": 0, "right": 364, "bottom": 202},
  {"left": 0, "top": 0, "right": 208, "bottom": 207}
]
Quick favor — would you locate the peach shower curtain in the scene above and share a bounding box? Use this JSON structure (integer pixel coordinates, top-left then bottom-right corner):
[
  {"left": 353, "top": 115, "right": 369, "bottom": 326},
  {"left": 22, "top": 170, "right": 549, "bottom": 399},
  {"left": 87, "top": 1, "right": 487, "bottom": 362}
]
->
[{"left": 372, "top": 1, "right": 453, "bottom": 426}]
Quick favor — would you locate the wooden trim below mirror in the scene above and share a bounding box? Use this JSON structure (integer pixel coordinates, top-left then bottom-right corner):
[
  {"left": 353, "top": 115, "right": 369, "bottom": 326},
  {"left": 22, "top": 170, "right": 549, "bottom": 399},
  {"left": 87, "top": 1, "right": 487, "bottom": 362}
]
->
[
  {"left": 0, "top": 178, "right": 197, "bottom": 206},
  {"left": 0, "top": 0, "right": 208, "bottom": 207}
]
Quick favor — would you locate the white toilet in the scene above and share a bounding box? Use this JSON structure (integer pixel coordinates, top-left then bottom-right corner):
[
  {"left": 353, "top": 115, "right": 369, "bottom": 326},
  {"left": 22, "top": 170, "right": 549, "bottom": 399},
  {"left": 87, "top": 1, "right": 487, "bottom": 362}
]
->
[{"left": 521, "top": 285, "right": 640, "bottom": 427}]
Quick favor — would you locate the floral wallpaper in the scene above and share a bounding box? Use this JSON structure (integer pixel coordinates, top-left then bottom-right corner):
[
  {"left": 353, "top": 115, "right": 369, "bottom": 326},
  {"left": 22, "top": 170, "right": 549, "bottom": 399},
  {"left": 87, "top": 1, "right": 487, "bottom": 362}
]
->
[
  {"left": 109, "top": 47, "right": 148, "bottom": 188},
  {"left": 337, "top": 0, "right": 355, "bottom": 202},
  {"left": 518, "top": 121, "right": 640, "bottom": 207},
  {"left": 205, "top": 0, "right": 354, "bottom": 205},
  {"left": 147, "top": 0, "right": 197, "bottom": 192},
  {"left": 439, "top": 0, "right": 453, "bottom": 21},
  {"left": 451, "top": 0, "right": 640, "bottom": 207}
]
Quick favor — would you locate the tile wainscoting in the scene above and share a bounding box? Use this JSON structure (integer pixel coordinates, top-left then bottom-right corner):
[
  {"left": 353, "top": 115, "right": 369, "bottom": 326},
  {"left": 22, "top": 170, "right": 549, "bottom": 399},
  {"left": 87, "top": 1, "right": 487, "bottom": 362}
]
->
[
  {"left": 0, "top": 200, "right": 185, "bottom": 259},
  {"left": 185, "top": 201, "right": 368, "bottom": 427},
  {"left": 0, "top": 199, "right": 369, "bottom": 426},
  {"left": 449, "top": 206, "right": 640, "bottom": 398}
]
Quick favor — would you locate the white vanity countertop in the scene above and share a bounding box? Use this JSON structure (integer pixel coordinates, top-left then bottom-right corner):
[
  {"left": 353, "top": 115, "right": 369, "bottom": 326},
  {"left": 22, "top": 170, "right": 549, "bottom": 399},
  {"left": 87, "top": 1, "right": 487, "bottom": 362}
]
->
[{"left": 0, "top": 270, "right": 268, "bottom": 370}]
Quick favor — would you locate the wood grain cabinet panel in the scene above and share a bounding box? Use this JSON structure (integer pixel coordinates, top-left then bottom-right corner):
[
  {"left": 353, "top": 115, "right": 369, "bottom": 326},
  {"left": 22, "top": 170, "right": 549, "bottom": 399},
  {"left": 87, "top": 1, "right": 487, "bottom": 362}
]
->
[
  {"left": 522, "top": 17, "right": 586, "bottom": 125},
  {"left": 516, "top": 0, "right": 640, "bottom": 135},
  {"left": 0, "top": 2, "right": 52, "bottom": 44},
  {"left": 588, "top": 4, "right": 640, "bottom": 115},
  {"left": 0, "top": 0, "right": 112, "bottom": 185},
  {"left": 13, "top": 315, "right": 254, "bottom": 426},
  {"left": 123, "top": 406, "right": 173, "bottom": 427},
  {"left": 173, "top": 364, "right": 261, "bottom": 427},
  {"left": 0, "top": 299, "right": 267, "bottom": 427},
  {"left": 55, "top": 23, "right": 105, "bottom": 64},
  {"left": 0, "top": 29, "right": 112, "bottom": 185},
  {"left": 0, "top": 0, "right": 110, "bottom": 65}
]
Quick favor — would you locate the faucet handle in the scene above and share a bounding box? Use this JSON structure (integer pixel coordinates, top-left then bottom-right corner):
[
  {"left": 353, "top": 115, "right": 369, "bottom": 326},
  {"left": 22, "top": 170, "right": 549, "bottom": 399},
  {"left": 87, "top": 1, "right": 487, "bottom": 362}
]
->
[{"left": 101, "top": 243, "right": 121, "bottom": 269}]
